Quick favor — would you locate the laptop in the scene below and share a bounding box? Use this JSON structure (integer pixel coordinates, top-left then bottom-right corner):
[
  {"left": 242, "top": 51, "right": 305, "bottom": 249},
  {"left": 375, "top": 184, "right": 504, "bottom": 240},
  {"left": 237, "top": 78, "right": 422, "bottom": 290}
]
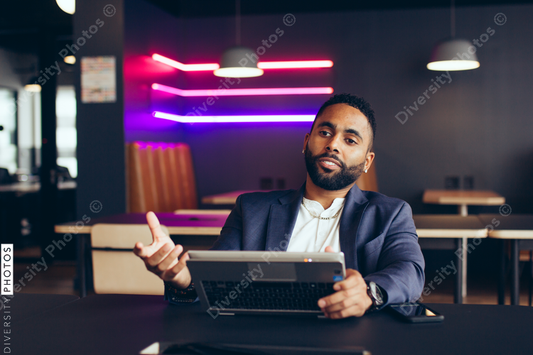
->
[{"left": 187, "top": 250, "right": 346, "bottom": 318}]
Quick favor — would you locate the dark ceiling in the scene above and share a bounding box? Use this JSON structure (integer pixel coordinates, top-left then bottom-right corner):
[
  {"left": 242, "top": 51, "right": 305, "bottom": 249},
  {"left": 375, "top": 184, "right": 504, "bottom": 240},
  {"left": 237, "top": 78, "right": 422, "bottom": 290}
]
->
[
  {"left": 1, "top": 0, "right": 532, "bottom": 54},
  {"left": 0, "top": 0, "right": 72, "bottom": 54},
  {"left": 146, "top": 0, "right": 533, "bottom": 18}
]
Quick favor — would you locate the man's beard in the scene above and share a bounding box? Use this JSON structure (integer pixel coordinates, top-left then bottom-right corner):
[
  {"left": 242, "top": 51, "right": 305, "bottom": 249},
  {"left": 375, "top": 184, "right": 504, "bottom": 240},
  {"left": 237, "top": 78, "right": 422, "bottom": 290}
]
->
[{"left": 304, "top": 147, "right": 365, "bottom": 191}]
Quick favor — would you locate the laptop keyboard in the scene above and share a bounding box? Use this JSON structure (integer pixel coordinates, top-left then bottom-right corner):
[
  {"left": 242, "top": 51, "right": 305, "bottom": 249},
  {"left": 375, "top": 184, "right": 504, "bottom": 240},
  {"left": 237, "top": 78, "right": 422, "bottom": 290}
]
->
[{"left": 201, "top": 281, "right": 336, "bottom": 311}]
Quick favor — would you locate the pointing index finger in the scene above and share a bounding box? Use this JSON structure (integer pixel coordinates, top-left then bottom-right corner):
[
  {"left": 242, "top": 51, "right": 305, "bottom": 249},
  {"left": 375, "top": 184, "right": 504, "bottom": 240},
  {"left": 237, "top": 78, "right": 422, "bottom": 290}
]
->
[{"left": 146, "top": 211, "right": 166, "bottom": 242}]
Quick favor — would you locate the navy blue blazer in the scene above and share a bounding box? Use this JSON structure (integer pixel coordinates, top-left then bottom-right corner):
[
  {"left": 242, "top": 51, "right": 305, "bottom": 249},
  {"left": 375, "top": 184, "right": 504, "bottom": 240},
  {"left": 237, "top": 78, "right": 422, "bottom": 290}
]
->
[{"left": 210, "top": 183, "right": 425, "bottom": 306}]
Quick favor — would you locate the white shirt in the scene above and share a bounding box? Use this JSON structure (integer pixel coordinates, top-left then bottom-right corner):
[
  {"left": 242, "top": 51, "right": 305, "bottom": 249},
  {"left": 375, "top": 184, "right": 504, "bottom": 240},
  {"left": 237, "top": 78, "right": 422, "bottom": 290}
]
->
[{"left": 286, "top": 197, "right": 345, "bottom": 252}]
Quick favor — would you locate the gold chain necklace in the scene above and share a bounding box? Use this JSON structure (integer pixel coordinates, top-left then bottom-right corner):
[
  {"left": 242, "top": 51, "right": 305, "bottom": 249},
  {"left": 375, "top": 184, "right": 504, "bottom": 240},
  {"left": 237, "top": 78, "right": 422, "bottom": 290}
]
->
[{"left": 301, "top": 202, "right": 342, "bottom": 220}]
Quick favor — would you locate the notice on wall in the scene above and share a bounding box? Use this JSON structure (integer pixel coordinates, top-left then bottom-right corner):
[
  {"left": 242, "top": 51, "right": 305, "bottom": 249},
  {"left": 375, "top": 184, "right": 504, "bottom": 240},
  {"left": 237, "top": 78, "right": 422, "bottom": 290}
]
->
[{"left": 81, "top": 56, "right": 116, "bottom": 103}]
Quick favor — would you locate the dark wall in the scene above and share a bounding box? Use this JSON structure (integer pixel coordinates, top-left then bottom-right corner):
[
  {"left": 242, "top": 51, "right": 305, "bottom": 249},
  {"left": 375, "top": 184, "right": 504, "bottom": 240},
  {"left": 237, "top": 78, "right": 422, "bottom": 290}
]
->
[
  {"left": 124, "top": 0, "right": 186, "bottom": 143},
  {"left": 75, "top": 0, "right": 125, "bottom": 219},
  {"left": 123, "top": 2, "right": 533, "bottom": 213}
]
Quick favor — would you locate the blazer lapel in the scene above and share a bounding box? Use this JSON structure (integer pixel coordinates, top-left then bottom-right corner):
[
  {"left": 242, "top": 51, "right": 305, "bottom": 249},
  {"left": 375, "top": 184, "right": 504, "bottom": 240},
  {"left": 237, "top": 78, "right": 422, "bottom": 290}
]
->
[
  {"left": 265, "top": 185, "right": 305, "bottom": 251},
  {"left": 339, "top": 185, "right": 369, "bottom": 270}
]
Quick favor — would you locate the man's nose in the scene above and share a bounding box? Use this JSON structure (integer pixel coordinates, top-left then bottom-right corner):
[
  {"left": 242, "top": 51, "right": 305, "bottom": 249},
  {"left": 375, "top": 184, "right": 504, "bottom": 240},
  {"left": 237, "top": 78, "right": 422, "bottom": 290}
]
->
[{"left": 325, "top": 136, "right": 341, "bottom": 153}]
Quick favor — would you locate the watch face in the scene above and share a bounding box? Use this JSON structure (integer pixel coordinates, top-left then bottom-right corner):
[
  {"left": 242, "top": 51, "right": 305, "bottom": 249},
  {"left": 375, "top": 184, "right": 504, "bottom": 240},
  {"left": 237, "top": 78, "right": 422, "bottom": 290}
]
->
[{"left": 370, "top": 282, "right": 384, "bottom": 305}]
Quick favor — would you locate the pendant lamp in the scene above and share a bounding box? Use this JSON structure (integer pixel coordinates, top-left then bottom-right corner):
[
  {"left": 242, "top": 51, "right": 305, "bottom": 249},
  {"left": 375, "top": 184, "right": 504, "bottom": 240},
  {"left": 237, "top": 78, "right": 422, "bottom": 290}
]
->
[
  {"left": 64, "top": 55, "right": 76, "bottom": 65},
  {"left": 214, "top": 0, "right": 263, "bottom": 78},
  {"left": 56, "top": 0, "right": 75, "bottom": 15},
  {"left": 427, "top": 0, "right": 479, "bottom": 71},
  {"left": 24, "top": 77, "right": 41, "bottom": 92}
]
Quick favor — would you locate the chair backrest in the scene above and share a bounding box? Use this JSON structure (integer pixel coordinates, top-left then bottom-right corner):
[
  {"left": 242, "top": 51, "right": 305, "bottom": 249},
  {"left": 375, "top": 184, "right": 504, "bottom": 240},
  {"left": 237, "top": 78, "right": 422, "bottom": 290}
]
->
[
  {"left": 91, "top": 223, "right": 169, "bottom": 295},
  {"left": 126, "top": 142, "right": 198, "bottom": 212},
  {"left": 174, "top": 143, "right": 198, "bottom": 208},
  {"left": 356, "top": 160, "right": 378, "bottom": 192}
]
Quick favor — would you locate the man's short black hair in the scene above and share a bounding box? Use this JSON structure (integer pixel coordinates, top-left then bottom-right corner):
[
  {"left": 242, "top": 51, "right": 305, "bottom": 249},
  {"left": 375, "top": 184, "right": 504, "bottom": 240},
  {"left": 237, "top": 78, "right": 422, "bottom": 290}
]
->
[{"left": 311, "top": 93, "right": 377, "bottom": 151}]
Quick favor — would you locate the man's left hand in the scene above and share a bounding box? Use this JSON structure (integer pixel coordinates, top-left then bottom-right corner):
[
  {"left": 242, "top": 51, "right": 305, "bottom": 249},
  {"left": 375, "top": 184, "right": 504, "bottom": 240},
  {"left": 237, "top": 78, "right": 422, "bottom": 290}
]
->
[{"left": 318, "top": 247, "right": 373, "bottom": 319}]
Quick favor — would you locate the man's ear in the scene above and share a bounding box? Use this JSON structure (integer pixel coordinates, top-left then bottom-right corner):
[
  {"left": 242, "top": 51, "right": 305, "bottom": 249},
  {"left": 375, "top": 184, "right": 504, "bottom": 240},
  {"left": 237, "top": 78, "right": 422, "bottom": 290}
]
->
[
  {"left": 303, "top": 133, "right": 310, "bottom": 152},
  {"left": 365, "top": 152, "right": 375, "bottom": 171}
]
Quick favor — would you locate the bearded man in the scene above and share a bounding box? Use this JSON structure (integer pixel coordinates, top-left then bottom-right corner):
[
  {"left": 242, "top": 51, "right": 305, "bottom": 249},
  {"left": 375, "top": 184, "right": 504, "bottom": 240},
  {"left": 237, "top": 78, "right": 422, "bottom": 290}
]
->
[{"left": 134, "top": 93, "right": 425, "bottom": 319}]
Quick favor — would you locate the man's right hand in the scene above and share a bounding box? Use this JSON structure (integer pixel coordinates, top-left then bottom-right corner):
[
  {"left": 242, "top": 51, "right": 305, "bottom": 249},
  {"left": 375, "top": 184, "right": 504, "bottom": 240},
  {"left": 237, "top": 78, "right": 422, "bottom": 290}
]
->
[{"left": 133, "top": 211, "right": 192, "bottom": 289}]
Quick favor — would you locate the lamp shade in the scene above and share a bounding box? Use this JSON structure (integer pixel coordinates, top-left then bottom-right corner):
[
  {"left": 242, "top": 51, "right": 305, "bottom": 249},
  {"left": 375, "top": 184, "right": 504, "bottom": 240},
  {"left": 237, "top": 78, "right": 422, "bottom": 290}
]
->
[
  {"left": 24, "top": 77, "right": 41, "bottom": 92},
  {"left": 64, "top": 55, "right": 76, "bottom": 65},
  {"left": 214, "top": 46, "right": 264, "bottom": 78},
  {"left": 56, "top": 0, "right": 75, "bottom": 14},
  {"left": 427, "top": 39, "right": 480, "bottom": 71}
]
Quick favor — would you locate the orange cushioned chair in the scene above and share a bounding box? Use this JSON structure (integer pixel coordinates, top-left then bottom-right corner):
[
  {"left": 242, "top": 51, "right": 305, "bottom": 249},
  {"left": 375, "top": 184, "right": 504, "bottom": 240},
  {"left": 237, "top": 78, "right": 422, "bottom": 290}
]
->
[{"left": 126, "top": 142, "right": 198, "bottom": 212}]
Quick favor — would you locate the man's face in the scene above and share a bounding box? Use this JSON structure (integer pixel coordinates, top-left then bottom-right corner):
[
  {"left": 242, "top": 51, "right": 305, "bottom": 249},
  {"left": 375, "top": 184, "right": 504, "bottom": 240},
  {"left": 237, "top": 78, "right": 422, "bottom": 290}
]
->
[{"left": 303, "top": 103, "right": 374, "bottom": 191}]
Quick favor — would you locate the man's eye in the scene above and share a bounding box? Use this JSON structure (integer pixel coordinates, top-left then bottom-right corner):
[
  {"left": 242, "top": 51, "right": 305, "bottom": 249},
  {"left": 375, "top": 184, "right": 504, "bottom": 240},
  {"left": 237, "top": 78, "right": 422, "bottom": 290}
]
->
[
  {"left": 346, "top": 139, "right": 356, "bottom": 144},
  {"left": 320, "top": 131, "right": 331, "bottom": 136}
]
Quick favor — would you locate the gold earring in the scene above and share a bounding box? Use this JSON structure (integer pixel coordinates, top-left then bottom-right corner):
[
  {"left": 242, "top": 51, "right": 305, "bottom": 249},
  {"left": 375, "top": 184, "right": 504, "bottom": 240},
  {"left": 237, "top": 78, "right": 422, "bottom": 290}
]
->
[{"left": 302, "top": 149, "right": 305, "bottom": 154}]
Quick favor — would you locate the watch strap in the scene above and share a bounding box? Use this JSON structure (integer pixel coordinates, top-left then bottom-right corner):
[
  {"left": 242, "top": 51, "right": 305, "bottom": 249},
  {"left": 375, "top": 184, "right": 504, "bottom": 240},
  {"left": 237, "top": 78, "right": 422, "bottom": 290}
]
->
[
  {"left": 164, "top": 281, "right": 198, "bottom": 304},
  {"left": 366, "top": 281, "right": 386, "bottom": 313}
]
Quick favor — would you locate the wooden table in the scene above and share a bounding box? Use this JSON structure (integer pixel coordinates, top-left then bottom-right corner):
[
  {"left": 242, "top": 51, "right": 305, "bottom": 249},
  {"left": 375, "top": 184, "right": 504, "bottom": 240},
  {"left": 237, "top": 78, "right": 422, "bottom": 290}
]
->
[
  {"left": 479, "top": 214, "right": 533, "bottom": 306},
  {"left": 56, "top": 209, "right": 493, "bottom": 303},
  {"left": 55, "top": 212, "right": 229, "bottom": 236},
  {"left": 54, "top": 212, "right": 229, "bottom": 297},
  {"left": 422, "top": 189, "right": 505, "bottom": 298},
  {"left": 423, "top": 190, "right": 505, "bottom": 216},
  {"left": 201, "top": 190, "right": 261, "bottom": 205},
  {"left": 413, "top": 215, "right": 488, "bottom": 303}
]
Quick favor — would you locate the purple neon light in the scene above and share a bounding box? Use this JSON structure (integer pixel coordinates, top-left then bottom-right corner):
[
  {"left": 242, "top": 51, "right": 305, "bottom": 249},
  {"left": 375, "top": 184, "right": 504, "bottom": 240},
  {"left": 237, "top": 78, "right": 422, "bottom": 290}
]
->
[
  {"left": 153, "top": 111, "right": 315, "bottom": 123},
  {"left": 151, "top": 83, "right": 333, "bottom": 97}
]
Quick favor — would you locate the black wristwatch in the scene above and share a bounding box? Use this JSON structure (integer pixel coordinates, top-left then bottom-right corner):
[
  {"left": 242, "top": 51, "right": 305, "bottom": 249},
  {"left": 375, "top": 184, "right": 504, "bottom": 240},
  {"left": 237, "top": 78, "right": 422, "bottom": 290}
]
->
[
  {"left": 164, "top": 281, "right": 197, "bottom": 304},
  {"left": 366, "top": 281, "right": 385, "bottom": 312}
]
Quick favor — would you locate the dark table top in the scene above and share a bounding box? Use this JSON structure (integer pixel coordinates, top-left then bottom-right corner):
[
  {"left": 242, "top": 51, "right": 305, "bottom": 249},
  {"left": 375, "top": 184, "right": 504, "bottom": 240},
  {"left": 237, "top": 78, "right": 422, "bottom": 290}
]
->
[
  {"left": 80, "top": 213, "right": 228, "bottom": 227},
  {"left": 57, "top": 213, "right": 497, "bottom": 238},
  {"left": 0, "top": 180, "right": 76, "bottom": 193},
  {"left": 3, "top": 293, "right": 79, "bottom": 325},
  {"left": 9, "top": 294, "right": 533, "bottom": 355},
  {"left": 479, "top": 214, "right": 533, "bottom": 239},
  {"left": 55, "top": 212, "right": 229, "bottom": 235},
  {"left": 479, "top": 214, "right": 533, "bottom": 230},
  {"left": 412, "top": 215, "right": 488, "bottom": 238},
  {"left": 413, "top": 215, "right": 487, "bottom": 228}
]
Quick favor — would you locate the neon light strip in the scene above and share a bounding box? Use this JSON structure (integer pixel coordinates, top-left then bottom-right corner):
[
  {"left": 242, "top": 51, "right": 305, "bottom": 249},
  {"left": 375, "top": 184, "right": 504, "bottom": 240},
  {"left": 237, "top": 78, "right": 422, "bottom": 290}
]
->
[
  {"left": 152, "top": 54, "right": 333, "bottom": 72},
  {"left": 152, "top": 54, "right": 219, "bottom": 71},
  {"left": 258, "top": 60, "right": 333, "bottom": 69},
  {"left": 153, "top": 111, "right": 315, "bottom": 123},
  {"left": 152, "top": 83, "right": 333, "bottom": 97}
]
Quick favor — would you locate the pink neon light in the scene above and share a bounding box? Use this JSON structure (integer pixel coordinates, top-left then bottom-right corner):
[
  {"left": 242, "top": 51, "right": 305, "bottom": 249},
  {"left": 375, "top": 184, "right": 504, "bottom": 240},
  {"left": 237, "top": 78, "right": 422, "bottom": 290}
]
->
[
  {"left": 152, "top": 83, "right": 333, "bottom": 97},
  {"left": 258, "top": 60, "right": 333, "bottom": 69},
  {"left": 152, "top": 54, "right": 333, "bottom": 72},
  {"left": 152, "top": 54, "right": 219, "bottom": 71},
  {"left": 152, "top": 84, "right": 186, "bottom": 96},
  {"left": 153, "top": 111, "right": 315, "bottom": 123}
]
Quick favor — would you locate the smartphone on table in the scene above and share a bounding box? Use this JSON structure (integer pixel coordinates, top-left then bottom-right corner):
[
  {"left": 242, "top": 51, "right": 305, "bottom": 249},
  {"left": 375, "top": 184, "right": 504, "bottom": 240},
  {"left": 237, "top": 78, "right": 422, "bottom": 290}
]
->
[{"left": 388, "top": 302, "right": 444, "bottom": 323}]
